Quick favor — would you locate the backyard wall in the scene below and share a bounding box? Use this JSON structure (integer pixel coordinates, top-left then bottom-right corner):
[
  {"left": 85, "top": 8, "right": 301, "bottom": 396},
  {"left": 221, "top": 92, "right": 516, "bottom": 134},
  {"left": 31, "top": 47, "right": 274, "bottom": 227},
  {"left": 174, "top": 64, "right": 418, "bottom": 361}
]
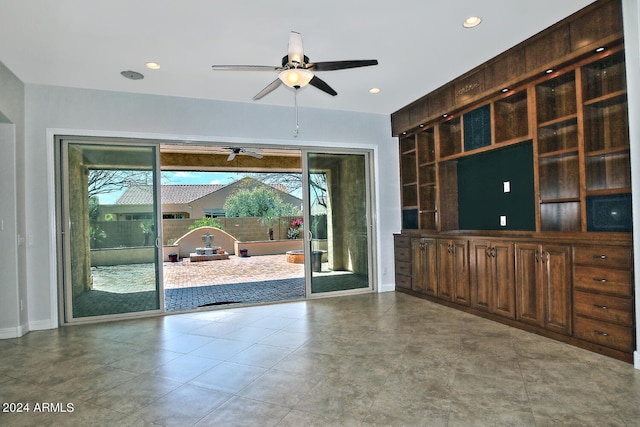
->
[
  {"left": 91, "top": 247, "right": 155, "bottom": 266},
  {"left": 92, "top": 215, "right": 303, "bottom": 248}
]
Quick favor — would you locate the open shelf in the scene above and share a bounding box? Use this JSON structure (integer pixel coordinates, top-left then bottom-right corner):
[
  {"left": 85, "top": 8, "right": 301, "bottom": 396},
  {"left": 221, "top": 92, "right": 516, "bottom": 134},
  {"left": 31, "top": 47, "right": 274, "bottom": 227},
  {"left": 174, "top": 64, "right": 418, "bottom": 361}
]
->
[
  {"left": 540, "top": 201, "right": 581, "bottom": 232},
  {"left": 400, "top": 135, "right": 416, "bottom": 154},
  {"left": 419, "top": 165, "right": 436, "bottom": 186},
  {"left": 439, "top": 117, "right": 462, "bottom": 159},
  {"left": 538, "top": 117, "right": 578, "bottom": 155},
  {"left": 538, "top": 152, "right": 580, "bottom": 201},
  {"left": 536, "top": 71, "right": 577, "bottom": 123},
  {"left": 494, "top": 90, "right": 529, "bottom": 143},
  {"left": 583, "top": 98, "right": 629, "bottom": 153},
  {"left": 417, "top": 128, "right": 436, "bottom": 165},
  {"left": 419, "top": 211, "right": 437, "bottom": 230},
  {"left": 586, "top": 150, "right": 631, "bottom": 192},
  {"left": 582, "top": 50, "right": 627, "bottom": 102},
  {"left": 419, "top": 184, "right": 436, "bottom": 211}
]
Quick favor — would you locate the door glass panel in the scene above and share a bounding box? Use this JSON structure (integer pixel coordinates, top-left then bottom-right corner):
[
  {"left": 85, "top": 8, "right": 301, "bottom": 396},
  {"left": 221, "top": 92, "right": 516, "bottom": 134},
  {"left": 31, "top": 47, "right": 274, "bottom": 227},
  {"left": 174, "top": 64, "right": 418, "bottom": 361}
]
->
[
  {"left": 63, "top": 142, "right": 162, "bottom": 320},
  {"left": 306, "top": 152, "right": 371, "bottom": 294}
]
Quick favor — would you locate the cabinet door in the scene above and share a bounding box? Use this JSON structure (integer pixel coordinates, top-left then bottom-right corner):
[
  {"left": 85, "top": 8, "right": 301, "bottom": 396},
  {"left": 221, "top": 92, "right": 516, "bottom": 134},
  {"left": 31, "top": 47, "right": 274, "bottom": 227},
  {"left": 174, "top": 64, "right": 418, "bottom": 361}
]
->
[
  {"left": 516, "top": 243, "right": 544, "bottom": 327},
  {"left": 451, "top": 239, "right": 470, "bottom": 306},
  {"left": 470, "top": 240, "right": 492, "bottom": 313},
  {"left": 411, "top": 238, "right": 437, "bottom": 296},
  {"left": 493, "top": 241, "right": 515, "bottom": 319},
  {"left": 437, "top": 240, "right": 454, "bottom": 301},
  {"left": 541, "top": 244, "right": 572, "bottom": 335}
]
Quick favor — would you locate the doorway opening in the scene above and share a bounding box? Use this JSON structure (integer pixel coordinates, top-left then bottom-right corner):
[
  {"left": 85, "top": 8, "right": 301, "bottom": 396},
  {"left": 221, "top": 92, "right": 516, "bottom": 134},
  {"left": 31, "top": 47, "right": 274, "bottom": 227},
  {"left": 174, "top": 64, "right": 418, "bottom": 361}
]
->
[{"left": 57, "top": 138, "right": 375, "bottom": 323}]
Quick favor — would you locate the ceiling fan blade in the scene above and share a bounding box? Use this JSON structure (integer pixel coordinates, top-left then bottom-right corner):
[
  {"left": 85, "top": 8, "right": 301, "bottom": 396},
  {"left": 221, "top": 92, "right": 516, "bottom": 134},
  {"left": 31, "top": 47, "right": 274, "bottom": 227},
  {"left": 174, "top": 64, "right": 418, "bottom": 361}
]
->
[
  {"left": 245, "top": 150, "right": 263, "bottom": 159},
  {"left": 308, "top": 59, "right": 378, "bottom": 72},
  {"left": 227, "top": 152, "right": 237, "bottom": 161},
  {"left": 253, "top": 78, "right": 283, "bottom": 100},
  {"left": 212, "top": 65, "right": 282, "bottom": 71},
  {"left": 309, "top": 76, "right": 337, "bottom": 96},
  {"left": 288, "top": 31, "right": 304, "bottom": 65}
]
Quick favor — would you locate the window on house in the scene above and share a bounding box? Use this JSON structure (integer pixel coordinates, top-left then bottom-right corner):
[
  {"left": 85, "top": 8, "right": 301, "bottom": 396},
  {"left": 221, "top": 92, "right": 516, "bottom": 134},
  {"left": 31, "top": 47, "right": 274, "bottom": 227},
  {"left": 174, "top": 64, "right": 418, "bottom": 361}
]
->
[{"left": 163, "top": 213, "right": 189, "bottom": 219}]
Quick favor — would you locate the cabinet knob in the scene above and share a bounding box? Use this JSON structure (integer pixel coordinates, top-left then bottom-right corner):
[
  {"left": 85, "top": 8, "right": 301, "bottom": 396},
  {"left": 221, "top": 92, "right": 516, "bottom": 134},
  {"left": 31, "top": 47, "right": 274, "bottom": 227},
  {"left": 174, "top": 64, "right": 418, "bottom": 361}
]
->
[
  {"left": 593, "top": 304, "right": 609, "bottom": 310},
  {"left": 594, "top": 330, "right": 610, "bottom": 337},
  {"left": 593, "top": 254, "right": 608, "bottom": 259},
  {"left": 592, "top": 278, "right": 608, "bottom": 283}
]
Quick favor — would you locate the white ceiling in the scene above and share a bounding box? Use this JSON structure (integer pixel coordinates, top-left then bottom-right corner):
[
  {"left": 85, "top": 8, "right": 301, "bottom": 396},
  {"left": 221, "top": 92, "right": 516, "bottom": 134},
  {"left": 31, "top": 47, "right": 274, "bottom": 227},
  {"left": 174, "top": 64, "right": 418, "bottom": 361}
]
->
[{"left": 0, "top": 0, "right": 596, "bottom": 115}]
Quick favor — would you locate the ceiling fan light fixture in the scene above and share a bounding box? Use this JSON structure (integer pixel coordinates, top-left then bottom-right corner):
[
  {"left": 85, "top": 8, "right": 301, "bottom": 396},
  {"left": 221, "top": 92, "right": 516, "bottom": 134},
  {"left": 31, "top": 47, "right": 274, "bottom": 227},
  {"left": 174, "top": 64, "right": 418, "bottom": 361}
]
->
[{"left": 279, "top": 68, "right": 313, "bottom": 88}]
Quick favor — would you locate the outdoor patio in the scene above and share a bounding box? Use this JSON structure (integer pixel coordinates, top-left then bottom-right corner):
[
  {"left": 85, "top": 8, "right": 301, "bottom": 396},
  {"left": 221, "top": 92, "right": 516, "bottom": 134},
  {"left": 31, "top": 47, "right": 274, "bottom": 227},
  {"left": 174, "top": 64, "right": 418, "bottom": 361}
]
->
[
  {"left": 83, "top": 253, "right": 368, "bottom": 317},
  {"left": 86, "top": 254, "right": 305, "bottom": 314}
]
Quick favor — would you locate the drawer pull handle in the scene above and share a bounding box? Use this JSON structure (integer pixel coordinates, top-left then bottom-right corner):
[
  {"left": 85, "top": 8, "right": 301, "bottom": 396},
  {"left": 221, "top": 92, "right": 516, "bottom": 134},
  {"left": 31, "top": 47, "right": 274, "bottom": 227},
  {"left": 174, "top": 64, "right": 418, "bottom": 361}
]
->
[
  {"left": 593, "top": 304, "right": 609, "bottom": 310},
  {"left": 594, "top": 330, "right": 609, "bottom": 337},
  {"left": 593, "top": 255, "right": 608, "bottom": 259},
  {"left": 592, "top": 278, "right": 608, "bottom": 283}
]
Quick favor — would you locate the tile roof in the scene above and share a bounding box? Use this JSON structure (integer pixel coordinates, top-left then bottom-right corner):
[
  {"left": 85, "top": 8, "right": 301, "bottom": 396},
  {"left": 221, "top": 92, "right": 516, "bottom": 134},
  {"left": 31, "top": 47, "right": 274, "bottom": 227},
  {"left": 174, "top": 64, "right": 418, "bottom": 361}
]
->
[{"left": 116, "top": 184, "right": 224, "bottom": 205}]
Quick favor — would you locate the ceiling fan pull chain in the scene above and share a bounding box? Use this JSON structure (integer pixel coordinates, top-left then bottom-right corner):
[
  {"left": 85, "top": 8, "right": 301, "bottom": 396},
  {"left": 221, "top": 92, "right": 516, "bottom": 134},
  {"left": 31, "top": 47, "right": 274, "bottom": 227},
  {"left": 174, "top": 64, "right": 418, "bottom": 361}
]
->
[{"left": 294, "top": 89, "right": 300, "bottom": 137}]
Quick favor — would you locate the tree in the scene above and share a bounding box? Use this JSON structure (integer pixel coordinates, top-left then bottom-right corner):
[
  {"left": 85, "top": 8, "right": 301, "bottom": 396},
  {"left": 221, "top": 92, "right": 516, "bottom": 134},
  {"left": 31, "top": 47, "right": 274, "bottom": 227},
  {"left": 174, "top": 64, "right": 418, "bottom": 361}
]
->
[
  {"left": 189, "top": 217, "right": 225, "bottom": 231},
  {"left": 87, "top": 169, "right": 153, "bottom": 197},
  {"left": 224, "top": 186, "right": 302, "bottom": 224},
  {"left": 250, "top": 172, "right": 327, "bottom": 208}
]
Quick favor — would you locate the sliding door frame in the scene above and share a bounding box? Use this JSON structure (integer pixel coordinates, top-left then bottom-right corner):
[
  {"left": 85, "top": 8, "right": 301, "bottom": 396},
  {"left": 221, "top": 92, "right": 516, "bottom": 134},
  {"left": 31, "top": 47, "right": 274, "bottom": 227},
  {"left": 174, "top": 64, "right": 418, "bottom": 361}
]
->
[
  {"left": 57, "top": 136, "right": 164, "bottom": 324},
  {"left": 302, "top": 147, "right": 376, "bottom": 298}
]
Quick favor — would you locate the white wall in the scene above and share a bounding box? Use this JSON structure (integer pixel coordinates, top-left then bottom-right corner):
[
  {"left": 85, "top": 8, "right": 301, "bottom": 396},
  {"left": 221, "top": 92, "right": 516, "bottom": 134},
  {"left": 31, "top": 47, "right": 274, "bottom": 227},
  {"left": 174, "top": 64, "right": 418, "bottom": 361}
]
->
[
  {"left": 622, "top": 0, "right": 640, "bottom": 369},
  {"left": 0, "top": 61, "right": 27, "bottom": 338},
  {"left": 23, "top": 84, "right": 400, "bottom": 330}
]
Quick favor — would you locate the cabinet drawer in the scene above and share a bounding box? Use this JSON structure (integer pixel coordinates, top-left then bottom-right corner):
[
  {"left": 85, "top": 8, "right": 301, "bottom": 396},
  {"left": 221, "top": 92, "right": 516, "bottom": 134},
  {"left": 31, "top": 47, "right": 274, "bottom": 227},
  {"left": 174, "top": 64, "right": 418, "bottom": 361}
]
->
[
  {"left": 574, "top": 246, "right": 631, "bottom": 269},
  {"left": 395, "top": 247, "right": 411, "bottom": 260},
  {"left": 394, "top": 235, "right": 411, "bottom": 248},
  {"left": 395, "top": 260, "right": 412, "bottom": 276},
  {"left": 395, "top": 274, "right": 411, "bottom": 290},
  {"left": 574, "top": 316, "right": 634, "bottom": 353},
  {"left": 574, "top": 266, "right": 632, "bottom": 297},
  {"left": 574, "top": 291, "right": 633, "bottom": 326}
]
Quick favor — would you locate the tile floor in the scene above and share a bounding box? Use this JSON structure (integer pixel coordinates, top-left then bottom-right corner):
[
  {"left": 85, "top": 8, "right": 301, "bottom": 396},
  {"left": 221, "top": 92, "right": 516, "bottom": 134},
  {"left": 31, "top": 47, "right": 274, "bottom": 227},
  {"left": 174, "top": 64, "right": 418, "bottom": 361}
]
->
[{"left": 1, "top": 292, "right": 639, "bottom": 426}]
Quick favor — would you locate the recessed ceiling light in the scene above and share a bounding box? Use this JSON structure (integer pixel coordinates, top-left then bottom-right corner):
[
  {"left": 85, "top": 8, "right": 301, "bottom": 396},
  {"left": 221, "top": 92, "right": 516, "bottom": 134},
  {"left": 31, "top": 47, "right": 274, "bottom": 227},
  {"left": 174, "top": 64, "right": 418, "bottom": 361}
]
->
[
  {"left": 595, "top": 47, "right": 606, "bottom": 53},
  {"left": 443, "top": 114, "right": 449, "bottom": 118},
  {"left": 463, "top": 16, "right": 482, "bottom": 28},
  {"left": 145, "top": 62, "right": 161, "bottom": 70},
  {"left": 501, "top": 88, "right": 509, "bottom": 93},
  {"left": 369, "top": 87, "right": 380, "bottom": 94},
  {"left": 120, "top": 70, "right": 144, "bottom": 80}
]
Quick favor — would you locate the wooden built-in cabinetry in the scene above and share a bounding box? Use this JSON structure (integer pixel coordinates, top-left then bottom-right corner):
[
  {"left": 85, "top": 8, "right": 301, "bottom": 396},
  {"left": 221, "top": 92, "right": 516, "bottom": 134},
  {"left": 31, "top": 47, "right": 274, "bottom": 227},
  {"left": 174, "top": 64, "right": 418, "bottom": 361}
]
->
[
  {"left": 437, "top": 239, "right": 469, "bottom": 305},
  {"left": 469, "top": 239, "right": 515, "bottom": 319},
  {"left": 515, "top": 243, "right": 572, "bottom": 335},
  {"left": 392, "top": 0, "right": 634, "bottom": 362}
]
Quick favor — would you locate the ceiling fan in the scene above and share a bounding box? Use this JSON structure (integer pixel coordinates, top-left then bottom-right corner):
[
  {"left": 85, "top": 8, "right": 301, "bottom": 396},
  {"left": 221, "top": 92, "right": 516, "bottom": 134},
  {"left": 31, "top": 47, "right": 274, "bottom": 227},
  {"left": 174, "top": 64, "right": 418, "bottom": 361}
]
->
[
  {"left": 225, "top": 147, "right": 263, "bottom": 161},
  {"left": 212, "top": 31, "right": 378, "bottom": 100}
]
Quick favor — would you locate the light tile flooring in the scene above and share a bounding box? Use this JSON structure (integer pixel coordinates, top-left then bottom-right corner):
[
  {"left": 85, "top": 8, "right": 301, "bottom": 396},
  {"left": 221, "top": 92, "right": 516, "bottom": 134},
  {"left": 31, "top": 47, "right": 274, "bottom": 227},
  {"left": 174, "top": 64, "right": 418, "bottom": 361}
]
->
[{"left": 1, "top": 292, "right": 639, "bottom": 426}]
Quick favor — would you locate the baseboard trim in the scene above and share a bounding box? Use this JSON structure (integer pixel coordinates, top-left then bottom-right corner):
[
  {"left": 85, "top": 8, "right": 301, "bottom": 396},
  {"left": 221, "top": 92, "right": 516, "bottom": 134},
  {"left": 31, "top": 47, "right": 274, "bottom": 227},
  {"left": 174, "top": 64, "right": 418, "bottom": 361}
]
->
[
  {"left": 378, "top": 282, "right": 396, "bottom": 292},
  {"left": 0, "top": 323, "right": 29, "bottom": 339},
  {"left": 29, "top": 319, "right": 56, "bottom": 332}
]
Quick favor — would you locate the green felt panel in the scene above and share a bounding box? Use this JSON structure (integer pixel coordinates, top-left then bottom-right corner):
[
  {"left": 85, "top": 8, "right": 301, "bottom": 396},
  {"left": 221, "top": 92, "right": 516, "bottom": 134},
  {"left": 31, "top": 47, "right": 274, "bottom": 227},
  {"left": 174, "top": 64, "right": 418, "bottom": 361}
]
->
[
  {"left": 463, "top": 104, "right": 492, "bottom": 151},
  {"left": 457, "top": 141, "right": 535, "bottom": 230}
]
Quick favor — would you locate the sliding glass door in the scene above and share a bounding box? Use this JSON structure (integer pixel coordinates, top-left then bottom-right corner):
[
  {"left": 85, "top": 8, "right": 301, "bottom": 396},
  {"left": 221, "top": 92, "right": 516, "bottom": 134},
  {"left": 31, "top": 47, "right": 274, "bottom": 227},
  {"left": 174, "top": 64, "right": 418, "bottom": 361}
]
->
[
  {"left": 304, "top": 151, "right": 373, "bottom": 295},
  {"left": 60, "top": 140, "right": 163, "bottom": 322}
]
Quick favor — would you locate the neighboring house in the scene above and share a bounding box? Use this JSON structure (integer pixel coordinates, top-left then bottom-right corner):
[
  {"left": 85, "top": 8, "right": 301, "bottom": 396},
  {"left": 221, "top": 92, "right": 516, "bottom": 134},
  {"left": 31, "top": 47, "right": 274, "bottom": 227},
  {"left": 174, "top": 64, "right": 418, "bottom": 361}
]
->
[{"left": 101, "top": 177, "right": 302, "bottom": 220}]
